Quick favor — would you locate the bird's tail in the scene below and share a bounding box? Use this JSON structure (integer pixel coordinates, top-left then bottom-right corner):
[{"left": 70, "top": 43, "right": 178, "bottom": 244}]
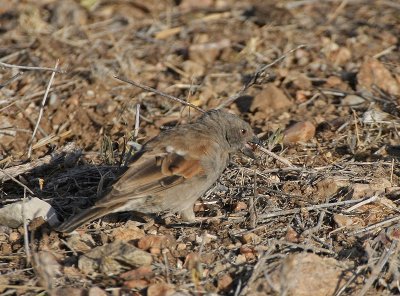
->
[{"left": 56, "top": 206, "right": 111, "bottom": 233}]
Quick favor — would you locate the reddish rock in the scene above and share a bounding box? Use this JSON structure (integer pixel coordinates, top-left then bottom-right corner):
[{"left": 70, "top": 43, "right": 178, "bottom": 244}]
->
[
  {"left": 250, "top": 84, "right": 293, "bottom": 115},
  {"left": 124, "top": 279, "right": 150, "bottom": 290},
  {"left": 111, "top": 224, "right": 145, "bottom": 242},
  {"left": 248, "top": 253, "right": 349, "bottom": 296},
  {"left": 147, "top": 283, "right": 176, "bottom": 296},
  {"left": 240, "top": 246, "right": 257, "bottom": 261},
  {"left": 283, "top": 121, "right": 316, "bottom": 144},
  {"left": 218, "top": 274, "right": 233, "bottom": 291},
  {"left": 137, "top": 235, "right": 176, "bottom": 251},
  {"left": 234, "top": 201, "right": 248, "bottom": 212},
  {"left": 358, "top": 57, "right": 400, "bottom": 96},
  {"left": 241, "top": 233, "right": 261, "bottom": 244},
  {"left": 120, "top": 266, "right": 153, "bottom": 280},
  {"left": 285, "top": 226, "right": 300, "bottom": 243},
  {"left": 88, "top": 287, "right": 107, "bottom": 296}
]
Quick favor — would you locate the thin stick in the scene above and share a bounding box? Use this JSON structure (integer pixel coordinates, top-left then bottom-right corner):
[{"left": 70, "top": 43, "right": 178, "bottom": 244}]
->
[
  {"left": 134, "top": 103, "right": 141, "bottom": 138},
  {"left": 22, "top": 188, "right": 31, "bottom": 265},
  {"left": 252, "top": 44, "right": 307, "bottom": 77},
  {"left": 302, "top": 210, "right": 326, "bottom": 237},
  {"left": 217, "top": 44, "right": 307, "bottom": 109},
  {"left": 350, "top": 215, "right": 400, "bottom": 235},
  {"left": 256, "top": 144, "right": 295, "bottom": 167},
  {"left": 114, "top": 76, "right": 205, "bottom": 113},
  {"left": 259, "top": 197, "right": 368, "bottom": 220},
  {"left": 0, "top": 142, "right": 78, "bottom": 182},
  {"left": 0, "top": 61, "right": 65, "bottom": 73},
  {"left": 0, "top": 285, "right": 44, "bottom": 291},
  {"left": 249, "top": 171, "right": 258, "bottom": 229},
  {"left": 124, "top": 103, "right": 141, "bottom": 166},
  {"left": 0, "top": 71, "right": 24, "bottom": 89},
  {"left": 0, "top": 80, "right": 77, "bottom": 112},
  {"left": 239, "top": 252, "right": 270, "bottom": 296},
  {"left": 344, "top": 194, "right": 379, "bottom": 213},
  {"left": 163, "top": 250, "right": 171, "bottom": 284},
  {"left": 327, "top": 0, "right": 348, "bottom": 24},
  {"left": 0, "top": 169, "right": 35, "bottom": 195},
  {"left": 277, "top": 240, "right": 334, "bottom": 255},
  {"left": 15, "top": 102, "right": 48, "bottom": 138},
  {"left": 60, "top": 239, "right": 78, "bottom": 256},
  {"left": 390, "top": 158, "right": 394, "bottom": 184},
  {"left": 352, "top": 109, "right": 361, "bottom": 146},
  {"left": 373, "top": 45, "right": 396, "bottom": 59},
  {"left": 334, "top": 266, "right": 366, "bottom": 296},
  {"left": 0, "top": 49, "right": 27, "bottom": 63},
  {"left": 356, "top": 240, "right": 397, "bottom": 296},
  {"left": 28, "top": 60, "right": 59, "bottom": 158}
]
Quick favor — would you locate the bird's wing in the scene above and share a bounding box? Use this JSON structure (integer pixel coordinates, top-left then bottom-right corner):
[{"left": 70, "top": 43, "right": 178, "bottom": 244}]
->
[{"left": 95, "top": 137, "right": 213, "bottom": 207}]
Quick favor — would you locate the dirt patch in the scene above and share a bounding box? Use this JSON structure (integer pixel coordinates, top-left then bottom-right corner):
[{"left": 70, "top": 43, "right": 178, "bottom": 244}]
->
[{"left": 1, "top": 0, "right": 400, "bottom": 295}]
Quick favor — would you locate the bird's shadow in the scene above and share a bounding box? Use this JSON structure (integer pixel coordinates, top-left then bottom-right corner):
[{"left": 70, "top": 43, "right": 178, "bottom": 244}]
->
[{"left": 1, "top": 144, "right": 120, "bottom": 225}]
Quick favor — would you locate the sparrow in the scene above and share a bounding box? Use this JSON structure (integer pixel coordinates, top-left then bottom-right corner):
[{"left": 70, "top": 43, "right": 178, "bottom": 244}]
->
[{"left": 57, "top": 109, "right": 259, "bottom": 233}]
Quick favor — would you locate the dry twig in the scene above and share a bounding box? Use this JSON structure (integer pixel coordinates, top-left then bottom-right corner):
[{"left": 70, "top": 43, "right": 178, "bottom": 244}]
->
[
  {"left": 114, "top": 76, "right": 205, "bottom": 113},
  {"left": 0, "top": 61, "right": 65, "bottom": 73},
  {"left": 28, "top": 60, "right": 60, "bottom": 158},
  {"left": 350, "top": 215, "right": 400, "bottom": 235},
  {"left": 22, "top": 188, "right": 31, "bottom": 265},
  {"left": 0, "top": 71, "right": 24, "bottom": 89},
  {"left": 248, "top": 170, "right": 258, "bottom": 228},
  {"left": 256, "top": 144, "right": 295, "bottom": 167},
  {"left": 259, "top": 197, "right": 368, "bottom": 220},
  {"left": 0, "top": 143, "right": 79, "bottom": 182},
  {"left": 0, "top": 169, "right": 34, "bottom": 195},
  {"left": 356, "top": 240, "right": 397, "bottom": 296},
  {"left": 217, "top": 44, "right": 307, "bottom": 109}
]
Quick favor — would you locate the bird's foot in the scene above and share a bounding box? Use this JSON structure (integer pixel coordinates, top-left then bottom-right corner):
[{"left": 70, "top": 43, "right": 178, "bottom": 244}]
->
[{"left": 180, "top": 207, "right": 196, "bottom": 222}]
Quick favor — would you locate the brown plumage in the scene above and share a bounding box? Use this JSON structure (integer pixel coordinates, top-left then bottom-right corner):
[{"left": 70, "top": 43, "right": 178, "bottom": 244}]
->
[{"left": 56, "top": 109, "right": 259, "bottom": 233}]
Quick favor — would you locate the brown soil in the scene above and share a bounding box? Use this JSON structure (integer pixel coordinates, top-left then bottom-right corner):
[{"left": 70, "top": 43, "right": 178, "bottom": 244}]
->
[{"left": 1, "top": 0, "right": 399, "bottom": 295}]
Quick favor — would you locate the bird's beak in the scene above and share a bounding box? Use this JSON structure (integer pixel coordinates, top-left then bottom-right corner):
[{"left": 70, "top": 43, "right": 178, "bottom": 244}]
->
[
  {"left": 241, "top": 136, "right": 261, "bottom": 159},
  {"left": 250, "top": 135, "right": 261, "bottom": 145}
]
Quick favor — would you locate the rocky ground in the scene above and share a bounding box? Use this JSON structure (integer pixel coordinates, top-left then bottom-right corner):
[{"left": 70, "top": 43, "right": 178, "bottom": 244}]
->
[{"left": 0, "top": 0, "right": 400, "bottom": 295}]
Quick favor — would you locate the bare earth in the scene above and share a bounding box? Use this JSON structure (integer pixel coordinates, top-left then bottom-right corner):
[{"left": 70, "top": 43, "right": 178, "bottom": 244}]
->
[{"left": 0, "top": 1, "right": 400, "bottom": 295}]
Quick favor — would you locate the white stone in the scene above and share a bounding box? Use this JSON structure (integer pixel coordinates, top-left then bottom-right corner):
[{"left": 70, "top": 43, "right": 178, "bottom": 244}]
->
[{"left": 0, "top": 197, "right": 60, "bottom": 228}]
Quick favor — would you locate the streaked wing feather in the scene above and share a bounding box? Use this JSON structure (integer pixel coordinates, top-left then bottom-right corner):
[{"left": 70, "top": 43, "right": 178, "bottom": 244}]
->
[{"left": 95, "top": 145, "right": 206, "bottom": 207}]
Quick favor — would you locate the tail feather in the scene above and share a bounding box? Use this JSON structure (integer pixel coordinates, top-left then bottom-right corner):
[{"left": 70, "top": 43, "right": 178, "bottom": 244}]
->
[{"left": 56, "top": 206, "right": 111, "bottom": 233}]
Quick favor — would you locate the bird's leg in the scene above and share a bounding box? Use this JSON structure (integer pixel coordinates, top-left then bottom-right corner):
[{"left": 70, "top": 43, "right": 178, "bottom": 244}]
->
[{"left": 179, "top": 206, "right": 196, "bottom": 222}]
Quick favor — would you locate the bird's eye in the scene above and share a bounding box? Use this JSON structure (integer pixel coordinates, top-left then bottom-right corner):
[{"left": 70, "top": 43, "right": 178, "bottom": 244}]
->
[{"left": 240, "top": 129, "right": 247, "bottom": 135}]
